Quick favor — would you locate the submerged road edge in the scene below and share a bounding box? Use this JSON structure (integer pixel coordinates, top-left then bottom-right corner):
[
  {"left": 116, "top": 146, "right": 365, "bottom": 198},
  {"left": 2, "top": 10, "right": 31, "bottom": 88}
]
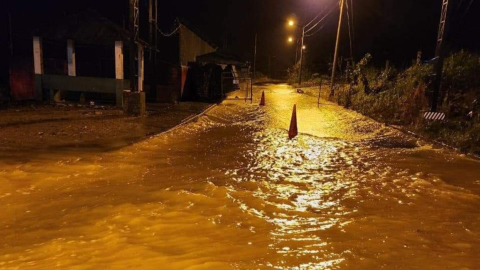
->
[
  {"left": 153, "top": 103, "right": 218, "bottom": 137},
  {"left": 387, "top": 124, "right": 480, "bottom": 160}
]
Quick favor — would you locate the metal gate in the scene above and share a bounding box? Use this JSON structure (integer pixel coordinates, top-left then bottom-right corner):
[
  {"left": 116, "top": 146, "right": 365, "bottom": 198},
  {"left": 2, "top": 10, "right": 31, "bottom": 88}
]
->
[{"left": 221, "top": 71, "right": 253, "bottom": 103}]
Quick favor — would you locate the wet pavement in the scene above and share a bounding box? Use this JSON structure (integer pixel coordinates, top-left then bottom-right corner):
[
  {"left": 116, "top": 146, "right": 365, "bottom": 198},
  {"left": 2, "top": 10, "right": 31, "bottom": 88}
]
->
[{"left": 1, "top": 83, "right": 480, "bottom": 270}]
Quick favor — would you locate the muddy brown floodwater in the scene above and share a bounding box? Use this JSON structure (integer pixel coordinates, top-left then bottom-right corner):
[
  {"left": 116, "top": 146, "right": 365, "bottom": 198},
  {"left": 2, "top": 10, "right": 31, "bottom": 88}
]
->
[{"left": 1, "top": 83, "right": 480, "bottom": 270}]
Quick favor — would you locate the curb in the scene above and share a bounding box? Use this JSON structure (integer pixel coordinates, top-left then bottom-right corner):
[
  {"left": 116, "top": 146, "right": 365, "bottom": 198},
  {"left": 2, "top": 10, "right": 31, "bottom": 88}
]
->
[
  {"left": 153, "top": 103, "right": 218, "bottom": 137},
  {"left": 386, "top": 124, "right": 480, "bottom": 160},
  {"left": 322, "top": 95, "right": 480, "bottom": 160}
]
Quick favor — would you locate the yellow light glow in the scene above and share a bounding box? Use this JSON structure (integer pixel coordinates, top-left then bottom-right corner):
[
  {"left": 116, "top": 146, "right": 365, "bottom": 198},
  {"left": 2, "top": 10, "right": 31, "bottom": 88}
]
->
[
  {"left": 302, "top": 45, "right": 306, "bottom": 50},
  {"left": 288, "top": 37, "right": 294, "bottom": 43},
  {"left": 288, "top": 20, "right": 295, "bottom": 27}
]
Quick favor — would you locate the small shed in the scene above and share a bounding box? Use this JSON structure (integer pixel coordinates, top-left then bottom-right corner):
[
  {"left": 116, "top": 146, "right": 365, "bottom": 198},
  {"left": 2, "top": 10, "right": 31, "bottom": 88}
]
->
[
  {"left": 154, "top": 19, "right": 218, "bottom": 103},
  {"left": 182, "top": 49, "right": 249, "bottom": 101}
]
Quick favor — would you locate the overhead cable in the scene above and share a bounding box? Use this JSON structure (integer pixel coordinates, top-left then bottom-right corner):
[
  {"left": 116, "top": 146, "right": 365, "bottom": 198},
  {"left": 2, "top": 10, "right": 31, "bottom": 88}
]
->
[
  {"left": 345, "top": 0, "right": 354, "bottom": 60},
  {"left": 305, "top": 25, "right": 326, "bottom": 37},
  {"left": 304, "top": 5, "right": 337, "bottom": 34},
  {"left": 157, "top": 22, "right": 181, "bottom": 37}
]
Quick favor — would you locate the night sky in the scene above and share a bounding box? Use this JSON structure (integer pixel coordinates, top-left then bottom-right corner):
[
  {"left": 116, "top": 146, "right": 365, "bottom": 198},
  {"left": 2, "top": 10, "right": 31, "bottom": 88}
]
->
[{"left": 2, "top": 0, "right": 480, "bottom": 79}]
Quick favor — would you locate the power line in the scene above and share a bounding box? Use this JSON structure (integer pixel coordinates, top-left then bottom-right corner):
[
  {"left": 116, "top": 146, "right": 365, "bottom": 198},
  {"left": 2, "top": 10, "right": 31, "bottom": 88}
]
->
[
  {"left": 304, "top": 4, "right": 337, "bottom": 34},
  {"left": 456, "top": 0, "right": 466, "bottom": 13},
  {"left": 157, "top": 22, "right": 181, "bottom": 37},
  {"left": 345, "top": 0, "right": 354, "bottom": 60},
  {"left": 459, "top": 0, "right": 475, "bottom": 20},
  {"left": 304, "top": 5, "right": 327, "bottom": 29},
  {"left": 350, "top": 0, "right": 355, "bottom": 47},
  {"left": 305, "top": 25, "right": 325, "bottom": 37}
]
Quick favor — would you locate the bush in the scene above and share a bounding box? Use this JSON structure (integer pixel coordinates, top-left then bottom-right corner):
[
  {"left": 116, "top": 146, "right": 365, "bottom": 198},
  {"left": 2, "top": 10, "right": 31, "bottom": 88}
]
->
[
  {"left": 286, "top": 63, "right": 301, "bottom": 85},
  {"left": 336, "top": 54, "right": 432, "bottom": 125},
  {"left": 334, "top": 52, "right": 480, "bottom": 155},
  {"left": 287, "top": 63, "right": 320, "bottom": 86}
]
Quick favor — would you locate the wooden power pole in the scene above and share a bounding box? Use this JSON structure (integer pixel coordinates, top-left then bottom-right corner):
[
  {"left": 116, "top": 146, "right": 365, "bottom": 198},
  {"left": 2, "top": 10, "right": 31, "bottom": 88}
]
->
[
  {"left": 330, "top": 0, "right": 346, "bottom": 98},
  {"left": 298, "top": 27, "right": 305, "bottom": 86},
  {"left": 253, "top": 34, "right": 257, "bottom": 82},
  {"left": 8, "top": 13, "right": 13, "bottom": 57},
  {"left": 431, "top": 0, "right": 452, "bottom": 112}
]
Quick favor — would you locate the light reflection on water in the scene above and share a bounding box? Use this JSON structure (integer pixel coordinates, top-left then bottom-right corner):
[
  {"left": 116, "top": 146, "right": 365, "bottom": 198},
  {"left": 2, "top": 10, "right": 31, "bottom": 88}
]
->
[{"left": 1, "top": 84, "right": 480, "bottom": 269}]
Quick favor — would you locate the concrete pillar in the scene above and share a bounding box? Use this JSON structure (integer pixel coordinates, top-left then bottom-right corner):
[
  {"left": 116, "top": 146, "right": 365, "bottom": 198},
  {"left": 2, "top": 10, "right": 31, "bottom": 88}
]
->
[
  {"left": 67, "top": 39, "right": 76, "bottom": 76},
  {"left": 33, "top": 36, "right": 44, "bottom": 75},
  {"left": 55, "top": 39, "right": 75, "bottom": 102},
  {"left": 115, "top": 41, "right": 124, "bottom": 107},
  {"left": 115, "top": 41, "right": 124, "bottom": 79},
  {"left": 138, "top": 44, "right": 144, "bottom": 92},
  {"left": 33, "top": 36, "right": 44, "bottom": 101}
]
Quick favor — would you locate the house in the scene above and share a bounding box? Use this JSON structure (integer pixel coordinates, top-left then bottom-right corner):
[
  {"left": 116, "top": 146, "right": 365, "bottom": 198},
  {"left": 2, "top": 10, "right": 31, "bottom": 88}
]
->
[
  {"left": 8, "top": 9, "right": 136, "bottom": 105},
  {"left": 154, "top": 19, "right": 217, "bottom": 102},
  {"left": 184, "top": 49, "right": 250, "bottom": 100},
  {"left": 6, "top": 9, "right": 237, "bottom": 105}
]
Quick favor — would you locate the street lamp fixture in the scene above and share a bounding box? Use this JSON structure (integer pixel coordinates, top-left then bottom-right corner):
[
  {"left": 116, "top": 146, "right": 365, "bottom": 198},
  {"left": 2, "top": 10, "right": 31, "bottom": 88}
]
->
[{"left": 286, "top": 17, "right": 306, "bottom": 86}]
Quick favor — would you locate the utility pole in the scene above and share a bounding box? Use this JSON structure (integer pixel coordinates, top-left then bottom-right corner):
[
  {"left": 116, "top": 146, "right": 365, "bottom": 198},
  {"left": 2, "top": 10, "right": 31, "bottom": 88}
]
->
[
  {"left": 129, "top": 0, "right": 139, "bottom": 92},
  {"left": 295, "top": 42, "right": 299, "bottom": 65},
  {"left": 148, "top": 0, "right": 158, "bottom": 64},
  {"left": 298, "top": 27, "right": 305, "bottom": 86},
  {"left": 268, "top": 55, "right": 271, "bottom": 78},
  {"left": 330, "top": 0, "right": 346, "bottom": 97},
  {"left": 8, "top": 13, "right": 13, "bottom": 57},
  {"left": 154, "top": 0, "right": 158, "bottom": 64},
  {"left": 148, "top": 0, "right": 158, "bottom": 62},
  {"left": 8, "top": 13, "right": 14, "bottom": 99},
  {"left": 345, "top": 0, "right": 354, "bottom": 63},
  {"left": 149, "top": 0, "right": 153, "bottom": 46},
  {"left": 253, "top": 34, "right": 257, "bottom": 82},
  {"left": 272, "top": 56, "right": 276, "bottom": 78},
  {"left": 431, "top": 0, "right": 452, "bottom": 112}
]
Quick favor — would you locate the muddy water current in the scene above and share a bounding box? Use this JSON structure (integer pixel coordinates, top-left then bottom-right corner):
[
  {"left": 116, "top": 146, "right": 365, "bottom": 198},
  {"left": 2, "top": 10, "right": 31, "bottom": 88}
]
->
[{"left": 1, "top": 84, "right": 480, "bottom": 269}]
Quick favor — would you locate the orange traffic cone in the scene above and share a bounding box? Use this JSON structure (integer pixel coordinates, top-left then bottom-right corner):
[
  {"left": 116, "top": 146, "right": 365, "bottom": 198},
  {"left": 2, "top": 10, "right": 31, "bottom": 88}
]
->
[
  {"left": 259, "top": 91, "right": 266, "bottom": 106},
  {"left": 288, "top": 104, "right": 298, "bottom": 139}
]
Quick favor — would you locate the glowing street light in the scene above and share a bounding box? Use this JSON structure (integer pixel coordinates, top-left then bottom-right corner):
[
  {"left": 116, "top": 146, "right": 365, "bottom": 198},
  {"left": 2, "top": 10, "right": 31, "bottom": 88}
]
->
[{"left": 286, "top": 16, "right": 307, "bottom": 86}]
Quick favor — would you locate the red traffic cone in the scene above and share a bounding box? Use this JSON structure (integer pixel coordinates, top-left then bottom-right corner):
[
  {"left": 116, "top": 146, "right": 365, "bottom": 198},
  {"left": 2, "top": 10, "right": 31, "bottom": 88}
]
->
[
  {"left": 288, "top": 104, "right": 298, "bottom": 139},
  {"left": 259, "top": 91, "right": 266, "bottom": 106}
]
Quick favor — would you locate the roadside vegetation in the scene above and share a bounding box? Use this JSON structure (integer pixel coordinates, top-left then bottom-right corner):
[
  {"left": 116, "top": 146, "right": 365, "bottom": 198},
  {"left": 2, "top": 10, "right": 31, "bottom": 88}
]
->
[
  {"left": 294, "top": 51, "right": 480, "bottom": 156},
  {"left": 253, "top": 71, "right": 271, "bottom": 83},
  {"left": 287, "top": 63, "right": 324, "bottom": 87}
]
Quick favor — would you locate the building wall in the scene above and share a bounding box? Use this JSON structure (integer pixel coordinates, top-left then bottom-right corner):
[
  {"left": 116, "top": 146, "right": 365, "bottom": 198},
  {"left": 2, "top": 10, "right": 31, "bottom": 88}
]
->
[
  {"left": 152, "top": 24, "right": 216, "bottom": 102},
  {"left": 9, "top": 57, "right": 35, "bottom": 100},
  {"left": 179, "top": 25, "right": 215, "bottom": 66}
]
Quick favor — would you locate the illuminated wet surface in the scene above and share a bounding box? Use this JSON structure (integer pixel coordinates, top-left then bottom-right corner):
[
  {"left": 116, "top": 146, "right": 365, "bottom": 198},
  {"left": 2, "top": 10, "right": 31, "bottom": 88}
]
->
[{"left": 1, "top": 83, "right": 480, "bottom": 269}]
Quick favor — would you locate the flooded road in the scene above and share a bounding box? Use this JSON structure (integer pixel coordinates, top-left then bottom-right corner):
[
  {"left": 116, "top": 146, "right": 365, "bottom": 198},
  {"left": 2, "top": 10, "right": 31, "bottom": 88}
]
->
[{"left": 1, "top": 83, "right": 480, "bottom": 269}]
